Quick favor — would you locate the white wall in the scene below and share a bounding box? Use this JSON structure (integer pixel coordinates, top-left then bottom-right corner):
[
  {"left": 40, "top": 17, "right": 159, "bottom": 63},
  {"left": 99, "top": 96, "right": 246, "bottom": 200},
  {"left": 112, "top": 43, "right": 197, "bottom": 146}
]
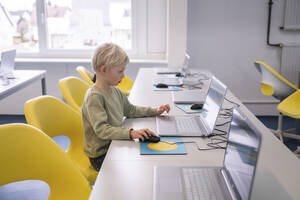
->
[{"left": 187, "top": 0, "right": 300, "bottom": 115}]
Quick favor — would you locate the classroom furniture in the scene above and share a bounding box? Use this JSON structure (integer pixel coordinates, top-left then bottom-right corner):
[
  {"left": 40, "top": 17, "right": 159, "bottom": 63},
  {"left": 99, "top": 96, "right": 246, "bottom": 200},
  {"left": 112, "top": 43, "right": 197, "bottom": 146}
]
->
[
  {"left": 76, "top": 66, "right": 94, "bottom": 86},
  {"left": 24, "top": 95, "right": 98, "bottom": 183},
  {"left": 117, "top": 75, "right": 134, "bottom": 96},
  {"left": 277, "top": 89, "right": 300, "bottom": 156},
  {"left": 76, "top": 65, "right": 134, "bottom": 95},
  {"left": 254, "top": 61, "right": 299, "bottom": 141},
  {"left": 59, "top": 76, "right": 90, "bottom": 113},
  {"left": 0, "top": 70, "right": 46, "bottom": 100},
  {"left": 89, "top": 68, "right": 300, "bottom": 200},
  {"left": 0, "top": 123, "right": 91, "bottom": 200}
]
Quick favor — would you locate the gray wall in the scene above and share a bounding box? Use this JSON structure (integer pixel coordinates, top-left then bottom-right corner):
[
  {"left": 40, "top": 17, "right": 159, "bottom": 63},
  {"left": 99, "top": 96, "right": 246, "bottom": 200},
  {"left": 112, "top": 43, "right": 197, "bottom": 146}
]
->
[{"left": 187, "top": 0, "right": 300, "bottom": 115}]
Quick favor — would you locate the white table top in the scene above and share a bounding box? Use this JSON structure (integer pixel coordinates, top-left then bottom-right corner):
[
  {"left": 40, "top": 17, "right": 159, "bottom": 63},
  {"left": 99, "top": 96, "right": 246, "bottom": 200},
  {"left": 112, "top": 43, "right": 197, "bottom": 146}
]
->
[
  {"left": 89, "top": 68, "right": 300, "bottom": 200},
  {"left": 0, "top": 70, "right": 46, "bottom": 100}
]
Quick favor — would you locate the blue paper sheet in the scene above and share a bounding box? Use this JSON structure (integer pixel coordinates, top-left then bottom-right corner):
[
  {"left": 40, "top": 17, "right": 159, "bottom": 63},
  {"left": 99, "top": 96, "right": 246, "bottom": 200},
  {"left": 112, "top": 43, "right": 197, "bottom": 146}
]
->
[{"left": 140, "top": 137, "right": 187, "bottom": 155}]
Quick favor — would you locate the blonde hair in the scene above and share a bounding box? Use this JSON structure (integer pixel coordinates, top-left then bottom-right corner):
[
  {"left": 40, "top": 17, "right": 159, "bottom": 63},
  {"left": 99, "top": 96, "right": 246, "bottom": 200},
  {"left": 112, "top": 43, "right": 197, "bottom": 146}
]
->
[{"left": 92, "top": 43, "right": 129, "bottom": 72}]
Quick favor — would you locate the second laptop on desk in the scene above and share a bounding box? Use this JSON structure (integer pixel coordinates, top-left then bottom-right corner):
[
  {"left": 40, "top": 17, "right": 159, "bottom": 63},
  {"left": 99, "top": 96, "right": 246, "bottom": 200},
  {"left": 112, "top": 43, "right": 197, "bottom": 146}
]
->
[
  {"left": 154, "top": 107, "right": 262, "bottom": 200},
  {"left": 156, "top": 76, "right": 227, "bottom": 137},
  {"left": 172, "top": 90, "right": 206, "bottom": 104}
]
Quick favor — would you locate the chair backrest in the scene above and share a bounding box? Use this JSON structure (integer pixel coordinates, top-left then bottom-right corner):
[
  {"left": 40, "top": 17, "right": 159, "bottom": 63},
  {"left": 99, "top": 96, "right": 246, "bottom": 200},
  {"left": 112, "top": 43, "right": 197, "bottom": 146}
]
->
[
  {"left": 254, "top": 61, "right": 298, "bottom": 101},
  {"left": 118, "top": 75, "right": 134, "bottom": 96},
  {"left": 76, "top": 66, "right": 94, "bottom": 85},
  {"left": 0, "top": 123, "right": 91, "bottom": 200},
  {"left": 59, "top": 76, "right": 90, "bottom": 113},
  {"left": 277, "top": 90, "right": 300, "bottom": 119},
  {"left": 24, "top": 95, "right": 86, "bottom": 160}
]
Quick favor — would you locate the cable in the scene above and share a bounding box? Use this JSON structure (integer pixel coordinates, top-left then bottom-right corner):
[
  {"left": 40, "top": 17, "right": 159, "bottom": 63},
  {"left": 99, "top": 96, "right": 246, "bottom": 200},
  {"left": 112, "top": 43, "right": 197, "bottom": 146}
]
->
[
  {"left": 178, "top": 82, "right": 203, "bottom": 90},
  {"left": 213, "top": 128, "right": 228, "bottom": 134},
  {"left": 186, "top": 73, "right": 210, "bottom": 80},
  {"left": 160, "top": 137, "right": 227, "bottom": 151},
  {"left": 224, "top": 97, "right": 240, "bottom": 107},
  {"left": 215, "top": 120, "right": 232, "bottom": 126}
]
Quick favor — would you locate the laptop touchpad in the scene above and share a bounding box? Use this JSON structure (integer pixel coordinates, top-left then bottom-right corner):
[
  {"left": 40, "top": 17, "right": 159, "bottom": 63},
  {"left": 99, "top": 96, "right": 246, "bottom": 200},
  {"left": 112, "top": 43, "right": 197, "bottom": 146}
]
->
[{"left": 159, "top": 177, "right": 182, "bottom": 192}]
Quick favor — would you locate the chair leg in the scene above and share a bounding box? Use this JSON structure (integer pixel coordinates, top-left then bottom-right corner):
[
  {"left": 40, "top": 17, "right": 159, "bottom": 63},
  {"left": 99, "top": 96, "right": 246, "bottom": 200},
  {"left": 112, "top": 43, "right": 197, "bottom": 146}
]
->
[
  {"left": 277, "top": 114, "right": 284, "bottom": 142},
  {"left": 294, "top": 147, "right": 300, "bottom": 159},
  {"left": 270, "top": 114, "right": 300, "bottom": 141}
]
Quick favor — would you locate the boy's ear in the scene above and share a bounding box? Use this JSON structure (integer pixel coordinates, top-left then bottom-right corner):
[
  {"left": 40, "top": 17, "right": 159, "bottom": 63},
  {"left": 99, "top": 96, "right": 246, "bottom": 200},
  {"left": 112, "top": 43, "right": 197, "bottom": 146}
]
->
[{"left": 99, "top": 65, "right": 107, "bottom": 73}]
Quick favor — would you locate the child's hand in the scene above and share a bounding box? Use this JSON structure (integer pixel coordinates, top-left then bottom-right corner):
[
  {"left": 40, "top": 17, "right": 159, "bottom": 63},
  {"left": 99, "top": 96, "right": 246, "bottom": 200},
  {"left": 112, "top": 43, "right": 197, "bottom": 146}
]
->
[
  {"left": 130, "top": 128, "right": 157, "bottom": 141},
  {"left": 156, "top": 104, "right": 170, "bottom": 115}
]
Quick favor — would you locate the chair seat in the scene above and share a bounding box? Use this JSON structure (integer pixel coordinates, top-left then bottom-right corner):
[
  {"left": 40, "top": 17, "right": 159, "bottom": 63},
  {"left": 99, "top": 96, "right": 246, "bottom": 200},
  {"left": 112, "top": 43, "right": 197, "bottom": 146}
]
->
[
  {"left": 277, "top": 90, "right": 300, "bottom": 119},
  {"left": 71, "top": 153, "right": 99, "bottom": 183}
]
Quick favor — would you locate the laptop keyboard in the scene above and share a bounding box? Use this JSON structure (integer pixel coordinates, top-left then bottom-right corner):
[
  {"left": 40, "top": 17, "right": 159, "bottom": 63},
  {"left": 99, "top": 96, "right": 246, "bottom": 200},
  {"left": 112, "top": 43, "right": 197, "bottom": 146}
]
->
[
  {"left": 182, "top": 168, "right": 228, "bottom": 200},
  {"left": 175, "top": 117, "right": 205, "bottom": 136}
]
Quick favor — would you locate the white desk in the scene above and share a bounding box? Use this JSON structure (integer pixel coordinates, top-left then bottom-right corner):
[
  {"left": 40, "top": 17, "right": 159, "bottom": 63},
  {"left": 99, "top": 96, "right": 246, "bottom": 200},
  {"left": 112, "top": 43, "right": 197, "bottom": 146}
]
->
[
  {"left": 89, "top": 68, "right": 300, "bottom": 200},
  {"left": 0, "top": 70, "right": 46, "bottom": 100}
]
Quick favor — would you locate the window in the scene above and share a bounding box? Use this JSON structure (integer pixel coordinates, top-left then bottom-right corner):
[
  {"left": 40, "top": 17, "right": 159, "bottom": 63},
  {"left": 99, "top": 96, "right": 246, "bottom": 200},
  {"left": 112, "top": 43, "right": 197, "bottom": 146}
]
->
[
  {"left": 0, "top": 0, "right": 39, "bottom": 52},
  {"left": 0, "top": 0, "right": 166, "bottom": 60},
  {"left": 45, "top": 0, "right": 131, "bottom": 50}
]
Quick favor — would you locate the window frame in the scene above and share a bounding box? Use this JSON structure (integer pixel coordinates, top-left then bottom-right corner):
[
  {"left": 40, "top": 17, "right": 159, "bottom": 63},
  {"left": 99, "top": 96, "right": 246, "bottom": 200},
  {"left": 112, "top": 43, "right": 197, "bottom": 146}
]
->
[{"left": 15, "top": 0, "right": 166, "bottom": 60}]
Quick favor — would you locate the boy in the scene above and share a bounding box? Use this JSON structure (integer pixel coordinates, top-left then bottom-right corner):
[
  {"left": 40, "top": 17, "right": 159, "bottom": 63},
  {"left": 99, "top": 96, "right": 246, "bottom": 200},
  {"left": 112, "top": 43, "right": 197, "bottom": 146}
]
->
[{"left": 82, "top": 43, "right": 170, "bottom": 171}]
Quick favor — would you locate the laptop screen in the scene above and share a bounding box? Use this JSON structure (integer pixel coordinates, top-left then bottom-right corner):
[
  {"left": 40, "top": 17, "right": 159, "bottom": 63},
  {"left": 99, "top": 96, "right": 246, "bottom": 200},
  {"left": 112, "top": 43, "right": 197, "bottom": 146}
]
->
[
  {"left": 223, "top": 108, "right": 262, "bottom": 200},
  {"left": 201, "top": 76, "right": 227, "bottom": 133},
  {"left": 0, "top": 49, "right": 16, "bottom": 76}
]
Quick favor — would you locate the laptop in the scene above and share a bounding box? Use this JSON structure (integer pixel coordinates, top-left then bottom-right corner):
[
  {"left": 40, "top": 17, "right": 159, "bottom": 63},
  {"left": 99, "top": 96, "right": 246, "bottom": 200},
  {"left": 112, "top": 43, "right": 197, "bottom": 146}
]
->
[
  {"left": 155, "top": 53, "right": 190, "bottom": 76},
  {"left": 172, "top": 90, "right": 206, "bottom": 104},
  {"left": 153, "top": 76, "right": 183, "bottom": 86},
  {"left": 156, "top": 76, "right": 227, "bottom": 137},
  {"left": 155, "top": 68, "right": 182, "bottom": 75},
  {"left": 0, "top": 49, "right": 16, "bottom": 78},
  {"left": 153, "top": 107, "right": 262, "bottom": 200}
]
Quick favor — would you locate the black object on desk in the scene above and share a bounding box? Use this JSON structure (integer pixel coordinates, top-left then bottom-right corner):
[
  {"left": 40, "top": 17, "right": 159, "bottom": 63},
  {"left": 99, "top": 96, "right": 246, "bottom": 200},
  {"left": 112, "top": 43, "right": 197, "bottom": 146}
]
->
[
  {"left": 139, "top": 135, "right": 161, "bottom": 143},
  {"left": 156, "top": 83, "right": 169, "bottom": 88}
]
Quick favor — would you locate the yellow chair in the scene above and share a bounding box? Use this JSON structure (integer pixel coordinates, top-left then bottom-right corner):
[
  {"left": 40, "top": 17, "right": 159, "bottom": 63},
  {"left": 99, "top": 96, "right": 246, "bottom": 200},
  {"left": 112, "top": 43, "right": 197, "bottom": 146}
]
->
[
  {"left": 118, "top": 75, "right": 134, "bottom": 96},
  {"left": 277, "top": 90, "right": 300, "bottom": 153},
  {"left": 76, "top": 65, "right": 134, "bottom": 95},
  {"left": 59, "top": 76, "right": 90, "bottom": 113},
  {"left": 254, "top": 61, "right": 299, "bottom": 141},
  {"left": 76, "top": 66, "right": 94, "bottom": 85},
  {"left": 0, "top": 123, "right": 91, "bottom": 199},
  {"left": 24, "top": 95, "right": 98, "bottom": 183}
]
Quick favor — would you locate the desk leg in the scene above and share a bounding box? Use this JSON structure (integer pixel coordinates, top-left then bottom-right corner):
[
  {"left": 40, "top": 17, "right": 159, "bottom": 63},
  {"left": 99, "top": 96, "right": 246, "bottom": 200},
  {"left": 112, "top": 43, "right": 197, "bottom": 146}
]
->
[{"left": 41, "top": 78, "right": 46, "bottom": 95}]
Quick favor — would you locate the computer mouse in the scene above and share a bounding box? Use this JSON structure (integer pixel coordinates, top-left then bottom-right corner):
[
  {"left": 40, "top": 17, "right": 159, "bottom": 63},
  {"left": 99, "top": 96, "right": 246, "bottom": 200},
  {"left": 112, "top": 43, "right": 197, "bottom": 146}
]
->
[
  {"left": 190, "top": 103, "right": 204, "bottom": 110},
  {"left": 139, "top": 135, "right": 160, "bottom": 143},
  {"left": 156, "top": 83, "right": 169, "bottom": 88},
  {"left": 175, "top": 72, "right": 183, "bottom": 77}
]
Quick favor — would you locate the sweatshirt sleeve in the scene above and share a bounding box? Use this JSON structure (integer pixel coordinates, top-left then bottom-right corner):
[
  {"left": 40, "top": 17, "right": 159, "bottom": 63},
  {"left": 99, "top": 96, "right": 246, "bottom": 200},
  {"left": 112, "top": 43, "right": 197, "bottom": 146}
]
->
[
  {"left": 119, "top": 89, "right": 157, "bottom": 118},
  {"left": 86, "top": 93, "right": 131, "bottom": 140}
]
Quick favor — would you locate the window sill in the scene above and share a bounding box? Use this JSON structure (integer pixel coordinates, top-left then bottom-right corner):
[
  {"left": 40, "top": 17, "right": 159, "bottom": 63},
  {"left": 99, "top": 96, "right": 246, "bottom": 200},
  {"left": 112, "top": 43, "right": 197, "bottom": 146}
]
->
[{"left": 15, "top": 57, "right": 167, "bottom": 64}]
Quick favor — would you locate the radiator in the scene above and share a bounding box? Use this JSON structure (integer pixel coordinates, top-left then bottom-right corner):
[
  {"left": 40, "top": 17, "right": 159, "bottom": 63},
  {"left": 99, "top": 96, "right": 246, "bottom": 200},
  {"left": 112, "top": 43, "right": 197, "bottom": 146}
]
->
[
  {"left": 282, "top": 0, "right": 300, "bottom": 30},
  {"left": 281, "top": 45, "right": 300, "bottom": 87}
]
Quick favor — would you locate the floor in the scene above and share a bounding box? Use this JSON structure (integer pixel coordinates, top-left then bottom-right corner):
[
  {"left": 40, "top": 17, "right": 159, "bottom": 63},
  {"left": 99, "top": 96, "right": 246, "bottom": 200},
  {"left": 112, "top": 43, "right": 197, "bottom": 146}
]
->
[{"left": 0, "top": 115, "right": 299, "bottom": 200}]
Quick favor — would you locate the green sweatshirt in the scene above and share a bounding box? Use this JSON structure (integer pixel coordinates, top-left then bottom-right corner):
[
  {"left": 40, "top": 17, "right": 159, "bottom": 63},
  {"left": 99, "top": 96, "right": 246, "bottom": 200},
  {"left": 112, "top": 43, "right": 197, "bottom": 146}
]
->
[{"left": 82, "top": 85, "right": 157, "bottom": 158}]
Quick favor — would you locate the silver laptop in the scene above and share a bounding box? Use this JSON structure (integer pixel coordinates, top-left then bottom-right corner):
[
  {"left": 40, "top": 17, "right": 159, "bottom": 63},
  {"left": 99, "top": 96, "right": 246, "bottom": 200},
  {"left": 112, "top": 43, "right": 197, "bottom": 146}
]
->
[
  {"left": 155, "top": 53, "right": 190, "bottom": 76},
  {"left": 156, "top": 76, "right": 227, "bottom": 137},
  {"left": 155, "top": 68, "right": 182, "bottom": 75},
  {"left": 0, "top": 49, "right": 16, "bottom": 78},
  {"left": 153, "top": 107, "right": 262, "bottom": 200},
  {"left": 172, "top": 90, "right": 206, "bottom": 104},
  {"left": 153, "top": 76, "right": 183, "bottom": 86}
]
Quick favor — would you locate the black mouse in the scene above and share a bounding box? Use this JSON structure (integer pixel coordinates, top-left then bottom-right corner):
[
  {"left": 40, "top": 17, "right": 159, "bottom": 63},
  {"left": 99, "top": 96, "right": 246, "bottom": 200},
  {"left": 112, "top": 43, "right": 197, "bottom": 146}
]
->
[
  {"left": 190, "top": 103, "right": 204, "bottom": 110},
  {"left": 139, "top": 135, "right": 160, "bottom": 143},
  {"left": 156, "top": 83, "right": 168, "bottom": 88},
  {"left": 175, "top": 72, "right": 183, "bottom": 77}
]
